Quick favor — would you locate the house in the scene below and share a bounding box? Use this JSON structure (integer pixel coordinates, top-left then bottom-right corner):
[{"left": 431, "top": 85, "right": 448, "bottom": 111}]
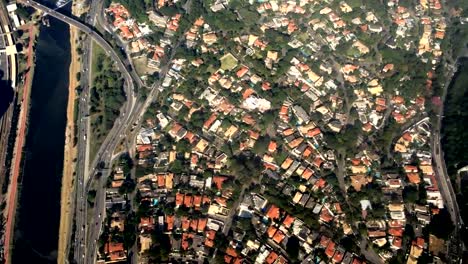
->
[
  {"left": 266, "top": 204, "right": 281, "bottom": 220},
  {"left": 105, "top": 241, "right": 127, "bottom": 262}
]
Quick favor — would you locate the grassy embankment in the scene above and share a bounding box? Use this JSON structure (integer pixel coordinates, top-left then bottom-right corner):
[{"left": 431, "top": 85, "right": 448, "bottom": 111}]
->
[
  {"left": 89, "top": 41, "right": 126, "bottom": 163},
  {"left": 441, "top": 58, "right": 468, "bottom": 245}
]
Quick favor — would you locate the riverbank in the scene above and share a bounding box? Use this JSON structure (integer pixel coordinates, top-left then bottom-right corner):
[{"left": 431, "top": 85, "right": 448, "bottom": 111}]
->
[
  {"left": 3, "top": 22, "right": 38, "bottom": 264},
  {"left": 57, "top": 0, "right": 86, "bottom": 262}
]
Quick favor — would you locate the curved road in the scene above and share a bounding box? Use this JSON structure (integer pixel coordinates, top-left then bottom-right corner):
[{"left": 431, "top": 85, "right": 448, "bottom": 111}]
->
[{"left": 21, "top": 1, "right": 139, "bottom": 263}]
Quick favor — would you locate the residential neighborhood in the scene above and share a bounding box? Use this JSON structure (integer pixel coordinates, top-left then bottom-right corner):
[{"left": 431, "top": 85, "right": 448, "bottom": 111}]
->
[{"left": 93, "top": 0, "right": 463, "bottom": 263}]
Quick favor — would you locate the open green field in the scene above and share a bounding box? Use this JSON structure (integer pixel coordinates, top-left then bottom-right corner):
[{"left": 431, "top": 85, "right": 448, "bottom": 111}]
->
[
  {"left": 89, "top": 41, "right": 126, "bottom": 162},
  {"left": 220, "top": 53, "right": 238, "bottom": 71}
]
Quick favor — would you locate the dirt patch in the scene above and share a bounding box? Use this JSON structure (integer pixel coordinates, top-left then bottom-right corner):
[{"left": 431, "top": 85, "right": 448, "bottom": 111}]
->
[
  {"left": 57, "top": 1, "right": 86, "bottom": 262},
  {"left": 429, "top": 234, "right": 446, "bottom": 256}
]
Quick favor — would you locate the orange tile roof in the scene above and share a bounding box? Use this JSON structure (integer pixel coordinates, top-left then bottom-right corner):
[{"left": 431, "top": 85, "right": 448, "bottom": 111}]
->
[
  {"left": 288, "top": 138, "right": 303, "bottom": 148},
  {"left": 283, "top": 215, "right": 295, "bottom": 228},
  {"left": 392, "top": 237, "right": 402, "bottom": 248},
  {"left": 213, "top": 176, "right": 228, "bottom": 190},
  {"left": 407, "top": 173, "right": 421, "bottom": 184},
  {"left": 273, "top": 230, "right": 285, "bottom": 244},
  {"left": 267, "top": 225, "right": 277, "bottom": 238},
  {"left": 202, "top": 195, "right": 211, "bottom": 204},
  {"left": 185, "top": 131, "right": 197, "bottom": 144},
  {"left": 193, "top": 195, "right": 202, "bottom": 208},
  {"left": 181, "top": 217, "right": 190, "bottom": 231},
  {"left": 334, "top": 203, "right": 342, "bottom": 214},
  {"left": 198, "top": 218, "right": 207, "bottom": 232},
  {"left": 215, "top": 197, "right": 228, "bottom": 207},
  {"left": 281, "top": 157, "right": 294, "bottom": 170},
  {"left": 264, "top": 163, "right": 278, "bottom": 171},
  {"left": 301, "top": 168, "right": 314, "bottom": 180},
  {"left": 333, "top": 250, "right": 344, "bottom": 263},
  {"left": 266, "top": 205, "right": 281, "bottom": 220},
  {"left": 206, "top": 229, "right": 216, "bottom": 240},
  {"left": 242, "top": 88, "right": 255, "bottom": 100},
  {"left": 313, "top": 157, "right": 324, "bottom": 168},
  {"left": 315, "top": 178, "right": 327, "bottom": 189},
  {"left": 237, "top": 66, "right": 249, "bottom": 78},
  {"left": 182, "top": 233, "right": 193, "bottom": 250},
  {"left": 280, "top": 105, "right": 288, "bottom": 115},
  {"left": 184, "top": 195, "right": 193, "bottom": 207},
  {"left": 307, "top": 127, "right": 321, "bottom": 137},
  {"left": 268, "top": 141, "right": 277, "bottom": 153},
  {"left": 392, "top": 96, "right": 405, "bottom": 104},
  {"left": 106, "top": 241, "right": 124, "bottom": 253},
  {"left": 262, "top": 82, "right": 271, "bottom": 91},
  {"left": 248, "top": 130, "right": 260, "bottom": 140},
  {"left": 242, "top": 114, "right": 256, "bottom": 125},
  {"left": 203, "top": 113, "right": 218, "bottom": 130},
  {"left": 265, "top": 251, "right": 279, "bottom": 264},
  {"left": 402, "top": 132, "right": 412, "bottom": 142},
  {"left": 157, "top": 174, "right": 165, "bottom": 188},
  {"left": 325, "top": 241, "right": 336, "bottom": 258},
  {"left": 388, "top": 227, "right": 403, "bottom": 237},
  {"left": 283, "top": 128, "right": 294, "bottom": 136},
  {"left": 389, "top": 220, "right": 404, "bottom": 228},
  {"left": 137, "top": 144, "right": 153, "bottom": 152},
  {"left": 303, "top": 147, "right": 313, "bottom": 158},
  {"left": 190, "top": 219, "right": 198, "bottom": 231},
  {"left": 404, "top": 165, "right": 418, "bottom": 172},
  {"left": 414, "top": 237, "right": 425, "bottom": 248},
  {"left": 119, "top": 26, "right": 133, "bottom": 39},
  {"left": 226, "top": 247, "right": 238, "bottom": 257},
  {"left": 320, "top": 207, "right": 333, "bottom": 223},
  {"left": 176, "top": 193, "right": 184, "bottom": 206},
  {"left": 320, "top": 235, "right": 331, "bottom": 248},
  {"left": 194, "top": 17, "right": 204, "bottom": 26},
  {"left": 205, "top": 238, "right": 214, "bottom": 247}
]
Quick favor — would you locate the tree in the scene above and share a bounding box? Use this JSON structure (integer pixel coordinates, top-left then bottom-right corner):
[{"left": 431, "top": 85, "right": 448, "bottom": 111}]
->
[
  {"left": 403, "top": 185, "right": 418, "bottom": 204},
  {"left": 169, "top": 159, "right": 184, "bottom": 174},
  {"left": 252, "top": 135, "right": 270, "bottom": 155},
  {"left": 427, "top": 209, "right": 454, "bottom": 239},
  {"left": 286, "top": 236, "right": 300, "bottom": 260}
]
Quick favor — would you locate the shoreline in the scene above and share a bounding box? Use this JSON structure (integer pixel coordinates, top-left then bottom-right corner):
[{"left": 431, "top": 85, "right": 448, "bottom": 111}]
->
[
  {"left": 57, "top": 0, "right": 87, "bottom": 262},
  {"left": 3, "top": 23, "right": 38, "bottom": 264}
]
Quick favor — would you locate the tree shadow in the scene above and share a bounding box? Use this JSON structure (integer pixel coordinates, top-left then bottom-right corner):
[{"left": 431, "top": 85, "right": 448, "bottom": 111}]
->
[{"left": 0, "top": 69, "right": 14, "bottom": 120}]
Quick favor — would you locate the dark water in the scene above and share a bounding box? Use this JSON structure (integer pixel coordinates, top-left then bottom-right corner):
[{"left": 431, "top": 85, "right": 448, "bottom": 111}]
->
[{"left": 12, "top": 12, "right": 71, "bottom": 264}]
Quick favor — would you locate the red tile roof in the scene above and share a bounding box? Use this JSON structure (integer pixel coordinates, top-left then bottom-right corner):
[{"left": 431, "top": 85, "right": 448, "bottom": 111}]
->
[
  {"left": 213, "top": 176, "right": 228, "bottom": 190},
  {"left": 226, "top": 247, "right": 238, "bottom": 257},
  {"left": 265, "top": 251, "right": 279, "bottom": 264},
  {"left": 273, "top": 230, "right": 285, "bottom": 244},
  {"left": 184, "top": 194, "right": 193, "bottom": 207},
  {"left": 282, "top": 215, "right": 295, "bottom": 228},
  {"left": 206, "top": 229, "right": 216, "bottom": 240},
  {"left": 266, "top": 205, "right": 281, "bottom": 220},
  {"left": 176, "top": 193, "right": 184, "bottom": 206},
  {"left": 325, "top": 241, "right": 336, "bottom": 258},
  {"left": 267, "top": 225, "right": 277, "bottom": 238},
  {"left": 198, "top": 218, "right": 207, "bottom": 232}
]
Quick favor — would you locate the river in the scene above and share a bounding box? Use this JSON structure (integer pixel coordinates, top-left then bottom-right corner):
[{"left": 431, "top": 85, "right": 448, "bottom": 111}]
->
[{"left": 12, "top": 7, "right": 71, "bottom": 264}]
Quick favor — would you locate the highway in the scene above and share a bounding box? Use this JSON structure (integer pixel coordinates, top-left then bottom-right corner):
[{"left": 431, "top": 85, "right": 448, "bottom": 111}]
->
[
  {"left": 20, "top": 1, "right": 139, "bottom": 263},
  {"left": 431, "top": 61, "right": 465, "bottom": 261},
  {"left": 23, "top": 1, "right": 184, "bottom": 262}
]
